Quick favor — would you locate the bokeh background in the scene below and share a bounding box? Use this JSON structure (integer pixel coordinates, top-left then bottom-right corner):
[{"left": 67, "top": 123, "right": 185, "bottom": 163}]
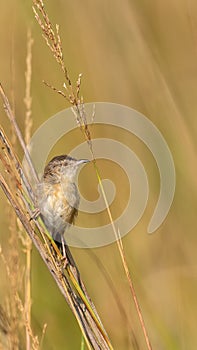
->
[{"left": 0, "top": 0, "right": 197, "bottom": 349}]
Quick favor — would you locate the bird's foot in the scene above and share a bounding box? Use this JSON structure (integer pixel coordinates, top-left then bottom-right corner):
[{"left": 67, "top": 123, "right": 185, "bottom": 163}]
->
[{"left": 30, "top": 208, "right": 40, "bottom": 221}]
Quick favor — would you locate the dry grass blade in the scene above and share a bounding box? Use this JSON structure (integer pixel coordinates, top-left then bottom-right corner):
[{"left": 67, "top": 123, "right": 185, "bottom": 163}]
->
[
  {"left": 0, "top": 83, "right": 39, "bottom": 194},
  {"left": 0, "top": 159, "right": 110, "bottom": 350},
  {"left": 32, "top": 0, "right": 92, "bottom": 148},
  {"left": 117, "top": 230, "right": 152, "bottom": 350},
  {"left": 32, "top": 0, "right": 72, "bottom": 90},
  {"left": 23, "top": 28, "right": 34, "bottom": 350},
  {"left": 24, "top": 29, "right": 33, "bottom": 146},
  {"left": 94, "top": 164, "right": 153, "bottom": 350},
  {"left": 0, "top": 84, "right": 113, "bottom": 349}
]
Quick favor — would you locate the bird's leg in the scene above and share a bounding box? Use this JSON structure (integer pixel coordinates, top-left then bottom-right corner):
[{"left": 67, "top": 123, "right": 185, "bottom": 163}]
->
[{"left": 30, "top": 208, "right": 40, "bottom": 221}]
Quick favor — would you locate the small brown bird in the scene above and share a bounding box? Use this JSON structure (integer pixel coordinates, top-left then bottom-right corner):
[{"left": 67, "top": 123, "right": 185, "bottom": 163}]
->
[{"left": 37, "top": 155, "right": 89, "bottom": 248}]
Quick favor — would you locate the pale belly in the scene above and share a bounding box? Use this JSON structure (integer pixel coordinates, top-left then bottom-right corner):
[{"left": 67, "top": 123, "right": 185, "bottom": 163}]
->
[{"left": 37, "top": 182, "right": 79, "bottom": 238}]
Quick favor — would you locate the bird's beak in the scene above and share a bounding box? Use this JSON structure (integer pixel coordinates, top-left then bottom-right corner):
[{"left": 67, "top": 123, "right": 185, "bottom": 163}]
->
[{"left": 77, "top": 159, "right": 90, "bottom": 165}]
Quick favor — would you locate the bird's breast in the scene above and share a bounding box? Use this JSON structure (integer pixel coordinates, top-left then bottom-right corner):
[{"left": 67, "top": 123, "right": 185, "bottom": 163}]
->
[{"left": 37, "top": 181, "right": 79, "bottom": 237}]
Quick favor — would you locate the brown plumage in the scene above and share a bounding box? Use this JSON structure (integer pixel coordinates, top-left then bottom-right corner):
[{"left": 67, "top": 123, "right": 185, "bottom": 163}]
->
[{"left": 37, "top": 155, "right": 89, "bottom": 243}]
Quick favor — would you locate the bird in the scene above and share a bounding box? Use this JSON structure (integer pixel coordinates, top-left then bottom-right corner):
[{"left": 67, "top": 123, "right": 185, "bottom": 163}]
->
[{"left": 36, "top": 155, "right": 89, "bottom": 252}]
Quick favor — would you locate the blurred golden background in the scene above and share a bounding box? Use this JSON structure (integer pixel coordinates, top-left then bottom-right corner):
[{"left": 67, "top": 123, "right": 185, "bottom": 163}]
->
[{"left": 0, "top": 0, "right": 197, "bottom": 349}]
